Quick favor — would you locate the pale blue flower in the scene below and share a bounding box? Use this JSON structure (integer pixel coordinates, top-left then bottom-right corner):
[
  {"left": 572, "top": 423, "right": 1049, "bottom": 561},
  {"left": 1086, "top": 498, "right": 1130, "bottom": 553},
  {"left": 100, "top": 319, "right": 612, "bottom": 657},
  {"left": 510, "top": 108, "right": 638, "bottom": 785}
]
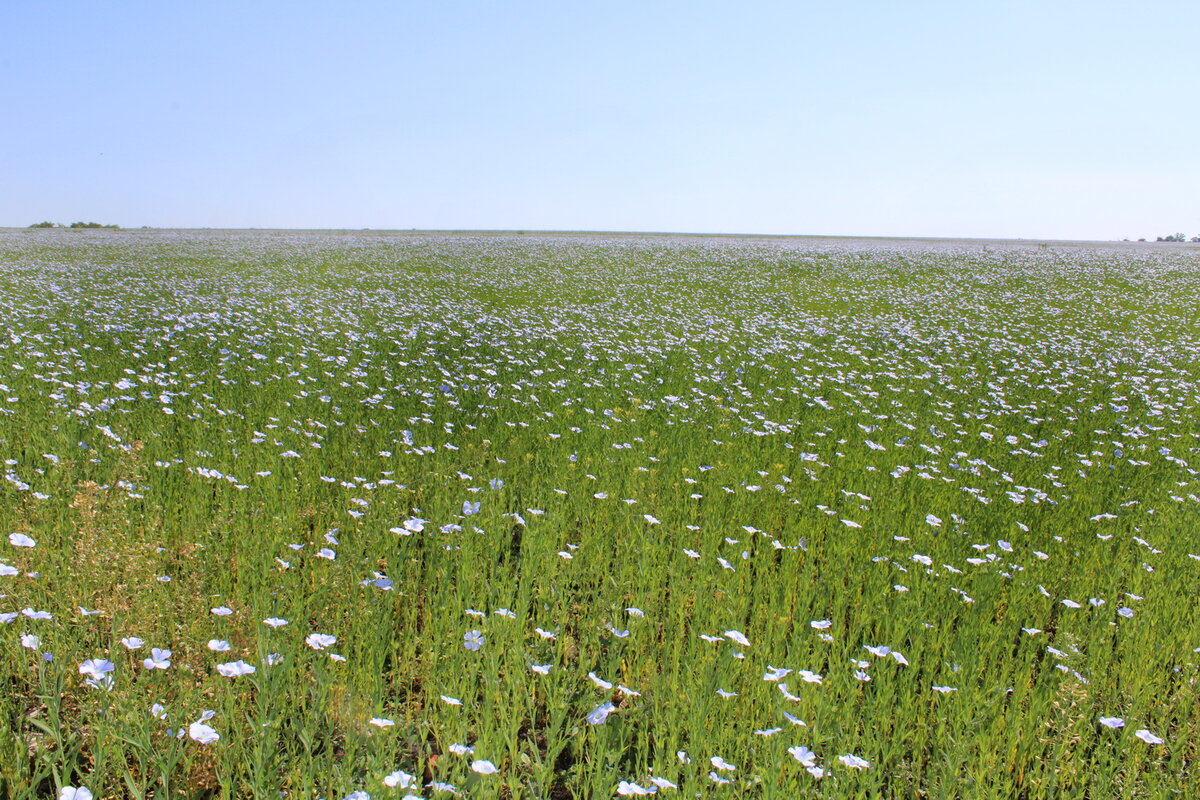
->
[
  {"left": 143, "top": 648, "right": 171, "bottom": 670},
  {"left": 306, "top": 632, "right": 336, "bottom": 650}
]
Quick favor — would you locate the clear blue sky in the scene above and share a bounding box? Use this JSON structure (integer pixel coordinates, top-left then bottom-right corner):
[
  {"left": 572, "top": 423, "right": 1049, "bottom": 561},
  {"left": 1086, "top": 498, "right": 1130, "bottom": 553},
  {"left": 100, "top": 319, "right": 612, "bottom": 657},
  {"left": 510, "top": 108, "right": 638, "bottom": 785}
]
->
[{"left": 4, "top": 1, "right": 1197, "bottom": 239}]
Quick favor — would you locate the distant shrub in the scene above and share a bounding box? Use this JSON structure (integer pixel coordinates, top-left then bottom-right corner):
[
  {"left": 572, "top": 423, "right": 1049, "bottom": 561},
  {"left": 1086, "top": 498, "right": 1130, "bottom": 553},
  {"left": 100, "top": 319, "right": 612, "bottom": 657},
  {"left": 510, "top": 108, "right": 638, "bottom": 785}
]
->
[{"left": 68, "top": 221, "right": 120, "bottom": 229}]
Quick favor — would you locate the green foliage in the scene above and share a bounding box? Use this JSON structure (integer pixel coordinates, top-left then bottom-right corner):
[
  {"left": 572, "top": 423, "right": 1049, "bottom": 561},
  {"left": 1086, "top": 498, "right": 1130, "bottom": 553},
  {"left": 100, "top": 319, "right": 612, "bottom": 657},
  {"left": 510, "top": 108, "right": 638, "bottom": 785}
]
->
[{"left": 26, "top": 222, "right": 121, "bottom": 229}]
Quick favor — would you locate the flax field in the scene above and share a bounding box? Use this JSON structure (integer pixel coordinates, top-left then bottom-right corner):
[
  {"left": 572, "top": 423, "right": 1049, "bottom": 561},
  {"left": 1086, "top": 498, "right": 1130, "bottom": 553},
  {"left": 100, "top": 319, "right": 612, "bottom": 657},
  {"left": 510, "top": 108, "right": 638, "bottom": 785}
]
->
[{"left": 1, "top": 229, "right": 1199, "bottom": 799}]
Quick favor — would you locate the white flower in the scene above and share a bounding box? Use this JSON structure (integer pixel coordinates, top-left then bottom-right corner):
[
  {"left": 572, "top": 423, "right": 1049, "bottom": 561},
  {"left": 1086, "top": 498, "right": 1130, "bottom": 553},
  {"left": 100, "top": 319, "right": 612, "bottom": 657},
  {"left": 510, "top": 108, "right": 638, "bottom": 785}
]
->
[
  {"left": 788, "top": 745, "right": 817, "bottom": 767},
  {"left": 143, "top": 648, "right": 171, "bottom": 670},
  {"left": 188, "top": 721, "right": 220, "bottom": 744},
  {"left": 470, "top": 760, "right": 498, "bottom": 775},
  {"left": 1134, "top": 729, "right": 1164, "bottom": 744},
  {"left": 588, "top": 671, "right": 613, "bottom": 690},
  {"left": 723, "top": 630, "right": 750, "bottom": 647},
  {"left": 383, "top": 770, "right": 416, "bottom": 788},
  {"left": 305, "top": 633, "right": 336, "bottom": 650},
  {"left": 79, "top": 659, "right": 114, "bottom": 680},
  {"left": 587, "top": 701, "right": 616, "bottom": 724},
  {"left": 762, "top": 665, "right": 792, "bottom": 681},
  {"left": 9, "top": 533, "right": 35, "bottom": 548},
  {"left": 216, "top": 660, "right": 256, "bottom": 677},
  {"left": 710, "top": 756, "right": 735, "bottom": 771},
  {"left": 369, "top": 717, "right": 395, "bottom": 727},
  {"left": 838, "top": 754, "right": 870, "bottom": 769},
  {"left": 1099, "top": 717, "right": 1125, "bottom": 729},
  {"left": 59, "top": 787, "right": 93, "bottom": 800}
]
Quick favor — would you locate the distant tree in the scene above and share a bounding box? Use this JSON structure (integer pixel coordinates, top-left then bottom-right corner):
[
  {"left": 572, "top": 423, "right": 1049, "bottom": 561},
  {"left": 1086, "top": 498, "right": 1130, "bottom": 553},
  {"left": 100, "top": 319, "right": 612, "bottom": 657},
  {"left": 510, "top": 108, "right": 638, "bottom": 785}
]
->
[
  {"left": 1156, "top": 233, "right": 1187, "bottom": 242},
  {"left": 28, "top": 221, "right": 58, "bottom": 228},
  {"left": 1192, "top": 236, "right": 1200, "bottom": 243},
  {"left": 68, "top": 221, "right": 119, "bottom": 229}
]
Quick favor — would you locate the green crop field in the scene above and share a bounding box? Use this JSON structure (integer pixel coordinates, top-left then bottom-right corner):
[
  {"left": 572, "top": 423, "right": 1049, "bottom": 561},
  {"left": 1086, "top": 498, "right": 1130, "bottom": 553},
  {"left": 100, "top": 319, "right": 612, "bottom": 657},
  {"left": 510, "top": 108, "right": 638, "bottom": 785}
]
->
[{"left": 1, "top": 230, "right": 1199, "bottom": 799}]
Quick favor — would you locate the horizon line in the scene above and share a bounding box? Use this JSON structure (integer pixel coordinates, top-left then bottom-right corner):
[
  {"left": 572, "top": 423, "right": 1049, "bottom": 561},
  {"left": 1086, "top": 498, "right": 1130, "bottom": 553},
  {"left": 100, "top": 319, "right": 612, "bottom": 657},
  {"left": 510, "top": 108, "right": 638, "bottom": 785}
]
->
[{"left": 5, "top": 225, "right": 1188, "bottom": 246}]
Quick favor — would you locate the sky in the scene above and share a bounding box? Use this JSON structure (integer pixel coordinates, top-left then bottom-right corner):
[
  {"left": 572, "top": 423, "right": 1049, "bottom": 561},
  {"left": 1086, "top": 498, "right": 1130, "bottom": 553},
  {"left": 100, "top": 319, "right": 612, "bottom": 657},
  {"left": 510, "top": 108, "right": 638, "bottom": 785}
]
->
[{"left": 3, "top": 1, "right": 1198, "bottom": 240}]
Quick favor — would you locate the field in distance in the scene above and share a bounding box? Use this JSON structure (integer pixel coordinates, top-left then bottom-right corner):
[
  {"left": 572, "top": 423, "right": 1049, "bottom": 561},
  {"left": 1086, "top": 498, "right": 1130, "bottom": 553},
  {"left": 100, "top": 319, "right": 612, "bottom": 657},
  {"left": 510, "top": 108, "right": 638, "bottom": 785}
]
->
[{"left": 1, "top": 229, "right": 1198, "bottom": 799}]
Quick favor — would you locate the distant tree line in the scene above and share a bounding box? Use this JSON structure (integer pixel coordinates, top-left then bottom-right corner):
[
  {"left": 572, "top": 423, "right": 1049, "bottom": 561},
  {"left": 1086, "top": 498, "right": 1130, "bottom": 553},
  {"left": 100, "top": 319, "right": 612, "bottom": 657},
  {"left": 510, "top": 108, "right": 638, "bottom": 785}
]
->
[
  {"left": 1127, "top": 233, "right": 1200, "bottom": 242},
  {"left": 28, "top": 221, "right": 120, "bottom": 229}
]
